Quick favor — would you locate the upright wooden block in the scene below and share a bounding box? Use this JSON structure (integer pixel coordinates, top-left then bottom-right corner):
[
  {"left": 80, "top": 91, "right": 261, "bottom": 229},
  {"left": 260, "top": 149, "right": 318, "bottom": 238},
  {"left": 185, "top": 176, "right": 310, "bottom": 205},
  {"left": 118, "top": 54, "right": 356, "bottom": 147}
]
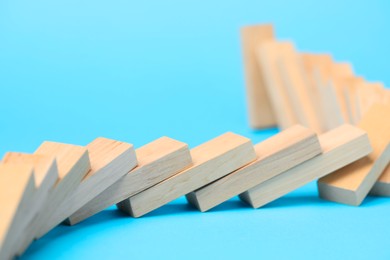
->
[
  {"left": 0, "top": 164, "right": 35, "bottom": 260},
  {"left": 355, "top": 82, "right": 385, "bottom": 120},
  {"left": 1, "top": 153, "right": 58, "bottom": 256},
  {"left": 240, "top": 125, "right": 371, "bottom": 208},
  {"left": 33, "top": 142, "right": 91, "bottom": 238},
  {"left": 186, "top": 125, "right": 322, "bottom": 212},
  {"left": 318, "top": 104, "right": 390, "bottom": 206},
  {"left": 256, "top": 41, "right": 298, "bottom": 129},
  {"left": 117, "top": 132, "right": 257, "bottom": 217},
  {"left": 67, "top": 137, "right": 192, "bottom": 225},
  {"left": 241, "top": 24, "right": 276, "bottom": 128},
  {"left": 38, "top": 138, "right": 137, "bottom": 237}
]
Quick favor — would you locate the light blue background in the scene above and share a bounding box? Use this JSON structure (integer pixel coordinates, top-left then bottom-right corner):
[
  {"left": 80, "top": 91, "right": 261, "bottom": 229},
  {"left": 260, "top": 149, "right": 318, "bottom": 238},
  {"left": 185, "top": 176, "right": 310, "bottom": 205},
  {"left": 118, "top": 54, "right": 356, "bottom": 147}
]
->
[{"left": 1, "top": 1, "right": 389, "bottom": 259}]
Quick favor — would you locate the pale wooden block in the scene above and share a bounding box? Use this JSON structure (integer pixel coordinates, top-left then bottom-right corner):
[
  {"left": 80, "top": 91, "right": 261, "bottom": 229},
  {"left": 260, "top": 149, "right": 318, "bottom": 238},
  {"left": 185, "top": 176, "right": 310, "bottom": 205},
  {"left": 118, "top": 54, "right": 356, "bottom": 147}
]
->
[
  {"left": 342, "top": 77, "right": 365, "bottom": 124},
  {"left": 241, "top": 24, "right": 276, "bottom": 128},
  {"left": 1, "top": 153, "right": 58, "bottom": 256},
  {"left": 318, "top": 104, "right": 390, "bottom": 206},
  {"left": 186, "top": 125, "right": 322, "bottom": 212},
  {"left": 240, "top": 124, "right": 371, "bottom": 208},
  {"left": 331, "top": 62, "right": 354, "bottom": 77},
  {"left": 256, "top": 41, "right": 299, "bottom": 129},
  {"left": 0, "top": 164, "right": 35, "bottom": 260},
  {"left": 67, "top": 137, "right": 191, "bottom": 225},
  {"left": 371, "top": 163, "right": 390, "bottom": 196},
  {"left": 33, "top": 142, "right": 91, "bottom": 238},
  {"left": 355, "top": 82, "right": 385, "bottom": 120},
  {"left": 38, "top": 137, "right": 137, "bottom": 237},
  {"left": 117, "top": 132, "right": 257, "bottom": 217}
]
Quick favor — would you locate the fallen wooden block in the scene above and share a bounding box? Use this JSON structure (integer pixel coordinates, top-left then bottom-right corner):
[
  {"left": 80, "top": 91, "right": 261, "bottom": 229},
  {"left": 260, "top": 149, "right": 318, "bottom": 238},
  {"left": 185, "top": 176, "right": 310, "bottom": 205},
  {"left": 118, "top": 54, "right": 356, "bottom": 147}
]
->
[
  {"left": 33, "top": 142, "right": 91, "bottom": 238},
  {"left": 318, "top": 104, "right": 390, "bottom": 206},
  {"left": 0, "top": 164, "right": 35, "bottom": 260},
  {"left": 371, "top": 163, "right": 390, "bottom": 196},
  {"left": 37, "top": 137, "right": 137, "bottom": 237},
  {"left": 117, "top": 132, "right": 257, "bottom": 217},
  {"left": 67, "top": 137, "right": 191, "bottom": 225},
  {"left": 240, "top": 124, "right": 371, "bottom": 208},
  {"left": 1, "top": 153, "right": 58, "bottom": 256},
  {"left": 241, "top": 24, "right": 276, "bottom": 128},
  {"left": 186, "top": 125, "right": 322, "bottom": 212}
]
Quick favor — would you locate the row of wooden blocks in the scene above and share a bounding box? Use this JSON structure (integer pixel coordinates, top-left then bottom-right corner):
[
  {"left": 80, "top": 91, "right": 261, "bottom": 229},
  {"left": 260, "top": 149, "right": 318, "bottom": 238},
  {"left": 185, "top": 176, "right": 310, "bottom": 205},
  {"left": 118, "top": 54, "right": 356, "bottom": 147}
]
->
[
  {"left": 241, "top": 24, "right": 390, "bottom": 132},
  {"left": 1, "top": 103, "right": 389, "bottom": 259}
]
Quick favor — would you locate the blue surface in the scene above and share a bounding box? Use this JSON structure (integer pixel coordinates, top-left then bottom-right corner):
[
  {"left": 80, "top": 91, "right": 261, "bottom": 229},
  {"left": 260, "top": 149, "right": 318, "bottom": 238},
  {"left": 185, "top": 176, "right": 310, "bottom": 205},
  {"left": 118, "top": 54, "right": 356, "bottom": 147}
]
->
[{"left": 1, "top": 1, "right": 389, "bottom": 259}]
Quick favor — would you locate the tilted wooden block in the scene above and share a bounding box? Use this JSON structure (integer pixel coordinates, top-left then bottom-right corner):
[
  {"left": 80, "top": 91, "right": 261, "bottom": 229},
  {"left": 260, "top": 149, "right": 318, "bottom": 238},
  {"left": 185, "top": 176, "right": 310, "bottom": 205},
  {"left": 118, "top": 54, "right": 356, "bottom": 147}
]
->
[
  {"left": 1, "top": 153, "right": 58, "bottom": 256},
  {"left": 33, "top": 142, "right": 91, "bottom": 238},
  {"left": 67, "top": 137, "right": 191, "bottom": 225},
  {"left": 117, "top": 132, "right": 257, "bottom": 217},
  {"left": 371, "top": 164, "right": 390, "bottom": 196},
  {"left": 240, "top": 124, "right": 371, "bottom": 208},
  {"left": 0, "top": 164, "right": 35, "bottom": 260},
  {"left": 186, "top": 125, "right": 322, "bottom": 212},
  {"left": 38, "top": 137, "right": 137, "bottom": 236},
  {"left": 356, "top": 82, "right": 385, "bottom": 120},
  {"left": 241, "top": 24, "right": 276, "bottom": 128},
  {"left": 318, "top": 104, "right": 390, "bottom": 206}
]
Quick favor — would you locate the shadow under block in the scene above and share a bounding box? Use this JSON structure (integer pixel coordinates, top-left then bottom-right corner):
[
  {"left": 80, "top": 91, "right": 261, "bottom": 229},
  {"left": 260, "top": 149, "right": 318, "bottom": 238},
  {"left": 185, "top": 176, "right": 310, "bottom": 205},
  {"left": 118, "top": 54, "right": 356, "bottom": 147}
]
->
[
  {"left": 241, "top": 24, "right": 276, "bottom": 128},
  {"left": 117, "top": 132, "right": 257, "bottom": 217},
  {"left": 38, "top": 138, "right": 137, "bottom": 236},
  {"left": 1, "top": 153, "right": 58, "bottom": 256},
  {"left": 33, "top": 142, "right": 91, "bottom": 239},
  {"left": 186, "top": 125, "right": 322, "bottom": 212},
  {"left": 257, "top": 41, "right": 298, "bottom": 129},
  {"left": 317, "top": 104, "right": 390, "bottom": 206},
  {"left": 240, "top": 124, "right": 372, "bottom": 208},
  {"left": 67, "top": 137, "right": 192, "bottom": 225},
  {"left": 0, "top": 164, "right": 35, "bottom": 260}
]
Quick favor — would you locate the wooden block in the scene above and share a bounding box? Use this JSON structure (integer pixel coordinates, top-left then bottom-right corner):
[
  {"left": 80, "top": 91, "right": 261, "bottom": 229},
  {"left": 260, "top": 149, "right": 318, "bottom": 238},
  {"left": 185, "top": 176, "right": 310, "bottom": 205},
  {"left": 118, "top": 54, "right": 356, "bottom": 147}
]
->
[
  {"left": 67, "top": 137, "right": 192, "bottom": 225},
  {"left": 33, "top": 142, "right": 91, "bottom": 238},
  {"left": 186, "top": 125, "right": 322, "bottom": 212},
  {"left": 355, "top": 82, "right": 385, "bottom": 120},
  {"left": 240, "top": 124, "right": 371, "bottom": 208},
  {"left": 241, "top": 24, "right": 276, "bottom": 128},
  {"left": 1, "top": 153, "right": 58, "bottom": 256},
  {"left": 0, "top": 164, "right": 35, "bottom": 260},
  {"left": 117, "top": 132, "right": 257, "bottom": 217},
  {"left": 342, "top": 77, "right": 365, "bottom": 124},
  {"left": 38, "top": 138, "right": 137, "bottom": 236},
  {"left": 371, "top": 163, "right": 390, "bottom": 196},
  {"left": 256, "top": 41, "right": 298, "bottom": 129},
  {"left": 318, "top": 104, "right": 390, "bottom": 206}
]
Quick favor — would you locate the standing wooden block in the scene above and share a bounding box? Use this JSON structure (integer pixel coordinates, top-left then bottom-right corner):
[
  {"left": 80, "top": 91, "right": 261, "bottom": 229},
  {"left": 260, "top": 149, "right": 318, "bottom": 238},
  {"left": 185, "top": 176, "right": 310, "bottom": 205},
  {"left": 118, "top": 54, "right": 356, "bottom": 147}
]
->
[
  {"left": 256, "top": 41, "right": 298, "bottom": 129},
  {"left": 33, "top": 142, "right": 91, "bottom": 238},
  {"left": 37, "top": 138, "right": 137, "bottom": 237},
  {"left": 241, "top": 24, "right": 276, "bottom": 128},
  {"left": 355, "top": 82, "right": 385, "bottom": 120},
  {"left": 0, "top": 164, "right": 35, "bottom": 260},
  {"left": 117, "top": 132, "right": 257, "bottom": 217},
  {"left": 240, "top": 124, "right": 371, "bottom": 208},
  {"left": 186, "top": 125, "right": 322, "bottom": 212},
  {"left": 67, "top": 137, "right": 191, "bottom": 225},
  {"left": 318, "top": 104, "right": 390, "bottom": 206},
  {"left": 1, "top": 153, "right": 58, "bottom": 256}
]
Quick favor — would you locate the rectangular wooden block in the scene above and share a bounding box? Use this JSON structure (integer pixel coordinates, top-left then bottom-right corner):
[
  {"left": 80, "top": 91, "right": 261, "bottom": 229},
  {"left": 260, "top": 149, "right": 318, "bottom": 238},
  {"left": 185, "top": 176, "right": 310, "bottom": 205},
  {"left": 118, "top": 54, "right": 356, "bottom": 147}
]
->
[
  {"left": 67, "top": 137, "right": 192, "bottom": 225},
  {"left": 1, "top": 153, "right": 58, "bottom": 256},
  {"left": 33, "top": 141, "right": 91, "bottom": 238},
  {"left": 0, "top": 164, "right": 35, "bottom": 260},
  {"left": 241, "top": 24, "right": 276, "bottom": 128},
  {"left": 186, "top": 125, "right": 322, "bottom": 212},
  {"left": 240, "top": 124, "right": 371, "bottom": 208},
  {"left": 38, "top": 137, "right": 137, "bottom": 237},
  {"left": 117, "top": 132, "right": 257, "bottom": 217},
  {"left": 318, "top": 104, "right": 390, "bottom": 206}
]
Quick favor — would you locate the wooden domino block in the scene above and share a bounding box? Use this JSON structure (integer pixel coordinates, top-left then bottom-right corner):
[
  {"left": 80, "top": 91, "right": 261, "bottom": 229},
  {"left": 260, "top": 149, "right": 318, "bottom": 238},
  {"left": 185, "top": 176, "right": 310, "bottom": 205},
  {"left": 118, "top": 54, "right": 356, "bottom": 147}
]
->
[
  {"left": 355, "top": 82, "right": 385, "bottom": 120},
  {"left": 241, "top": 24, "right": 276, "bottom": 128},
  {"left": 240, "top": 124, "right": 371, "bottom": 208},
  {"left": 38, "top": 138, "right": 137, "bottom": 237},
  {"left": 318, "top": 104, "right": 390, "bottom": 206},
  {"left": 256, "top": 41, "right": 298, "bottom": 129},
  {"left": 33, "top": 142, "right": 91, "bottom": 238},
  {"left": 117, "top": 132, "right": 257, "bottom": 217},
  {"left": 1, "top": 153, "right": 58, "bottom": 256},
  {"left": 186, "top": 125, "right": 322, "bottom": 212},
  {"left": 67, "top": 137, "right": 191, "bottom": 225},
  {"left": 0, "top": 164, "right": 35, "bottom": 260},
  {"left": 342, "top": 77, "right": 365, "bottom": 124}
]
